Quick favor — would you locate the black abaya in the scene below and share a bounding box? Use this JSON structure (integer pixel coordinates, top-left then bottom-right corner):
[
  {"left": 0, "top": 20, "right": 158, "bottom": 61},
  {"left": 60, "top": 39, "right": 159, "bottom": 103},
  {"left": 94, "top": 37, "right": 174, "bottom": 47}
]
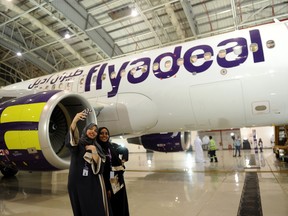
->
[
  {"left": 66, "top": 127, "right": 111, "bottom": 216},
  {"left": 97, "top": 127, "right": 130, "bottom": 216}
]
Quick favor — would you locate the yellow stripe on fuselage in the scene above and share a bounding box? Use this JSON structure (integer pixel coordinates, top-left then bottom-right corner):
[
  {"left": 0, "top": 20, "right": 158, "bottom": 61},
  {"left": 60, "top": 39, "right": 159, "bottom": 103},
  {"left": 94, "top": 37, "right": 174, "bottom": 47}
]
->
[
  {"left": 0, "top": 103, "right": 46, "bottom": 123},
  {"left": 4, "top": 131, "right": 41, "bottom": 150}
]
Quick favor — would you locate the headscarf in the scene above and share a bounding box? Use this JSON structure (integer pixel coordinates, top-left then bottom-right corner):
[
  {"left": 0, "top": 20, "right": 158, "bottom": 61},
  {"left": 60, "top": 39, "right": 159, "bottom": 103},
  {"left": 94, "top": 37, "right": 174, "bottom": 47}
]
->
[
  {"left": 96, "top": 127, "right": 124, "bottom": 168},
  {"left": 78, "top": 123, "right": 106, "bottom": 159},
  {"left": 96, "top": 127, "right": 110, "bottom": 153}
]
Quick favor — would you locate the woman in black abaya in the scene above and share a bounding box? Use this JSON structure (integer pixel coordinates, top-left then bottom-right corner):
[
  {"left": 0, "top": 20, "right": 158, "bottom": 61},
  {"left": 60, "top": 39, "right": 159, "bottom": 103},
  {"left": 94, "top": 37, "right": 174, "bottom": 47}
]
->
[
  {"left": 65, "top": 111, "right": 112, "bottom": 216},
  {"left": 96, "top": 127, "right": 130, "bottom": 216}
]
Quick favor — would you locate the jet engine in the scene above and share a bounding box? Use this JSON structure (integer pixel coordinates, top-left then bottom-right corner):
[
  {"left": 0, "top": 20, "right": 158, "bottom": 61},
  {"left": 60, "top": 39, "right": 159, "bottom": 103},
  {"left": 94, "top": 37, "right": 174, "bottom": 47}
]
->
[
  {"left": 127, "top": 132, "right": 191, "bottom": 152},
  {"left": 0, "top": 90, "right": 96, "bottom": 176}
]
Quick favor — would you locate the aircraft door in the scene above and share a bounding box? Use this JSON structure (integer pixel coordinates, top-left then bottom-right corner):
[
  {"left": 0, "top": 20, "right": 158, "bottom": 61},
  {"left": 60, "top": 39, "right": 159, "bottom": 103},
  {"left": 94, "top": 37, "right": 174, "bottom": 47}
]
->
[{"left": 189, "top": 80, "right": 246, "bottom": 130}]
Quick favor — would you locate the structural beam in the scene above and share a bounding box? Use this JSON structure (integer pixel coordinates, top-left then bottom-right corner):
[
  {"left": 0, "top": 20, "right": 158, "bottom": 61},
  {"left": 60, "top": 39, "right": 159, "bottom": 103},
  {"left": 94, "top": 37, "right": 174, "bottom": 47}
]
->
[
  {"left": 49, "top": 0, "right": 123, "bottom": 58},
  {"left": 180, "top": 0, "right": 199, "bottom": 38}
]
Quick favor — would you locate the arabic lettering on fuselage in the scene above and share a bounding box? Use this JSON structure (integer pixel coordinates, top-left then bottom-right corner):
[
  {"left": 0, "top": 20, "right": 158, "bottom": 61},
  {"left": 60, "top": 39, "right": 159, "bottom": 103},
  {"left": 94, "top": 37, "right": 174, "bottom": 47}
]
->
[
  {"left": 28, "top": 69, "right": 84, "bottom": 89},
  {"left": 28, "top": 29, "right": 265, "bottom": 98}
]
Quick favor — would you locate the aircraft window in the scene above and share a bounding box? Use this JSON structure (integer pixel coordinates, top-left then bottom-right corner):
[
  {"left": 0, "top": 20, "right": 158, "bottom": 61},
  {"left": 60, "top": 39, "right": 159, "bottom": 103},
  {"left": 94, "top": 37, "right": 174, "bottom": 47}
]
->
[
  {"left": 52, "top": 84, "right": 56, "bottom": 90},
  {"left": 101, "top": 74, "right": 106, "bottom": 80},
  {"left": 59, "top": 83, "right": 63, "bottom": 89},
  {"left": 204, "top": 52, "right": 212, "bottom": 60},
  {"left": 252, "top": 101, "right": 269, "bottom": 114},
  {"left": 255, "top": 105, "right": 267, "bottom": 111},
  {"left": 165, "top": 60, "right": 171, "bottom": 69},
  {"left": 153, "top": 63, "right": 159, "bottom": 70},
  {"left": 233, "top": 46, "right": 242, "bottom": 55},
  {"left": 250, "top": 43, "right": 258, "bottom": 52},
  {"left": 218, "top": 49, "right": 226, "bottom": 58},
  {"left": 141, "top": 65, "right": 148, "bottom": 73},
  {"left": 80, "top": 77, "right": 84, "bottom": 84},
  {"left": 266, "top": 40, "right": 275, "bottom": 48},
  {"left": 45, "top": 85, "right": 49, "bottom": 90},
  {"left": 92, "top": 75, "right": 97, "bottom": 82},
  {"left": 110, "top": 72, "right": 116, "bottom": 79},
  {"left": 190, "top": 55, "right": 197, "bottom": 63},
  {"left": 177, "top": 58, "right": 184, "bottom": 66},
  {"left": 130, "top": 68, "right": 136, "bottom": 75},
  {"left": 120, "top": 70, "right": 126, "bottom": 77}
]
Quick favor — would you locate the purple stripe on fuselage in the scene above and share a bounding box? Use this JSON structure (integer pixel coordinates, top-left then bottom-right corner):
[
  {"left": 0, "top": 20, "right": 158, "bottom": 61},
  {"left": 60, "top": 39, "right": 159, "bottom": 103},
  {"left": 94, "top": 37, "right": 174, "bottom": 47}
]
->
[{"left": 0, "top": 90, "right": 61, "bottom": 115}]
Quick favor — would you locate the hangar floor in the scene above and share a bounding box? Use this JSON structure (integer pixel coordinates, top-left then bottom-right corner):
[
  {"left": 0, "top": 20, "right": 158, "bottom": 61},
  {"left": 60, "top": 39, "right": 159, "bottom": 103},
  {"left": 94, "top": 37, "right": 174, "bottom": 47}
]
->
[{"left": 1, "top": 149, "right": 288, "bottom": 216}]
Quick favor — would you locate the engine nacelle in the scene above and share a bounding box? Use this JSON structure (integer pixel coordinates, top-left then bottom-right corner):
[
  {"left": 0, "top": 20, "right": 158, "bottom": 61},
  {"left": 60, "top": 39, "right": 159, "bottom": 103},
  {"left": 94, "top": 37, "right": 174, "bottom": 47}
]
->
[
  {"left": 127, "top": 132, "right": 191, "bottom": 152},
  {"left": 0, "top": 90, "right": 96, "bottom": 175}
]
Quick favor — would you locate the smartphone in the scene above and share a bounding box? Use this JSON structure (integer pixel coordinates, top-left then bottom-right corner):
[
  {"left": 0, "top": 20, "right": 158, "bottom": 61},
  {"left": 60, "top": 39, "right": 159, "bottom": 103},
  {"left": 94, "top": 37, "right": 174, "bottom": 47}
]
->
[{"left": 83, "top": 108, "right": 92, "bottom": 115}]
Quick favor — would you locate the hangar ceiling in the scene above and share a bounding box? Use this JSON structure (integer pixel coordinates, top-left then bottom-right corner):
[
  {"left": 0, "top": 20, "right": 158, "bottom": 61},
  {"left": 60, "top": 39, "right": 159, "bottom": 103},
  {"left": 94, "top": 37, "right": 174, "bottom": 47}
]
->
[{"left": 0, "top": 0, "right": 287, "bottom": 86}]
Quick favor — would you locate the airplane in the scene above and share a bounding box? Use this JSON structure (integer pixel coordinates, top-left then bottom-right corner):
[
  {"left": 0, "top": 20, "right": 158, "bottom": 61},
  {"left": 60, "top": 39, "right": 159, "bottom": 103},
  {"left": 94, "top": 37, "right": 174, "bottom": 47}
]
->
[{"left": 0, "top": 19, "right": 288, "bottom": 176}]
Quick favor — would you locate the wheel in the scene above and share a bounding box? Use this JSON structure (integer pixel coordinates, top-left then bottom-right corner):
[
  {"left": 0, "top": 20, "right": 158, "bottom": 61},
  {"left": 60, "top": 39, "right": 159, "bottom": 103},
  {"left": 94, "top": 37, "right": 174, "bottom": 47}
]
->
[{"left": 1, "top": 165, "right": 18, "bottom": 177}]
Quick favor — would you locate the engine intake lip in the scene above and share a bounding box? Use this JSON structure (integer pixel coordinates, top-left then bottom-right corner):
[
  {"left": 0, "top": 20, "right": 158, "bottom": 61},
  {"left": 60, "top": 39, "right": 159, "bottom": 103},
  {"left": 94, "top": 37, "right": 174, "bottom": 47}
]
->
[{"left": 38, "top": 90, "right": 96, "bottom": 170}]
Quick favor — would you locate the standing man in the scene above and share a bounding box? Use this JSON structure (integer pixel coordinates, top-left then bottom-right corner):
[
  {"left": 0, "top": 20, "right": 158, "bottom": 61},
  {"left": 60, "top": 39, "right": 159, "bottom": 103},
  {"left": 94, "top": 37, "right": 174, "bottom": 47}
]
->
[
  {"left": 194, "top": 136, "right": 205, "bottom": 163},
  {"left": 258, "top": 138, "right": 263, "bottom": 153},
  {"left": 208, "top": 136, "right": 218, "bottom": 162},
  {"left": 232, "top": 136, "right": 241, "bottom": 157}
]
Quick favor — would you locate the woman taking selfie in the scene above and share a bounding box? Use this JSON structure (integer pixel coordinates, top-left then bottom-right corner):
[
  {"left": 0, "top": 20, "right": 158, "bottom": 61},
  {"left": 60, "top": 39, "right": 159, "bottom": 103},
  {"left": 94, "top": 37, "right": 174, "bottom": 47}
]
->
[{"left": 65, "top": 111, "right": 112, "bottom": 216}]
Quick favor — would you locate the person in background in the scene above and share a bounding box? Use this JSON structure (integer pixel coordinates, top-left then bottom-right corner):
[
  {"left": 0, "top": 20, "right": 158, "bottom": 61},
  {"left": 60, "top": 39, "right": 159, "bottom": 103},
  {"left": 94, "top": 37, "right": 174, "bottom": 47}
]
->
[
  {"left": 65, "top": 111, "right": 112, "bottom": 216},
  {"left": 194, "top": 136, "right": 205, "bottom": 163},
  {"left": 208, "top": 136, "right": 218, "bottom": 162},
  {"left": 232, "top": 136, "right": 241, "bottom": 157},
  {"left": 97, "top": 127, "right": 130, "bottom": 216},
  {"left": 258, "top": 138, "right": 263, "bottom": 152}
]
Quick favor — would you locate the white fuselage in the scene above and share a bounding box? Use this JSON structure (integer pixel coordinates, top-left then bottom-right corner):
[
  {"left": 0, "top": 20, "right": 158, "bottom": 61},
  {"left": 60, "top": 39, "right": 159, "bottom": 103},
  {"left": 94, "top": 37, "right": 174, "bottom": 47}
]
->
[{"left": 3, "top": 21, "right": 288, "bottom": 136}]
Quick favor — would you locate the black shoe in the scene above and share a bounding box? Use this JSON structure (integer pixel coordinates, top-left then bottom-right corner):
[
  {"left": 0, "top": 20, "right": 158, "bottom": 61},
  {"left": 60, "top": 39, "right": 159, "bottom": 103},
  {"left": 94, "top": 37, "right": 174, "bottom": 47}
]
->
[
  {"left": 233, "top": 155, "right": 236, "bottom": 157},
  {"left": 238, "top": 155, "right": 241, "bottom": 157},
  {"left": 210, "top": 160, "right": 213, "bottom": 162}
]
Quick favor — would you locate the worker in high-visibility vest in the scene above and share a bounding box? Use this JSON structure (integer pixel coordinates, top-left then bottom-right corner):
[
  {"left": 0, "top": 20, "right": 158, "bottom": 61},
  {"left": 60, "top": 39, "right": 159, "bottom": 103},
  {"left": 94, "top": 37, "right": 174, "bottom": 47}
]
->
[{"left": 208, "top": 136, "right": 218, "bottom": 162}]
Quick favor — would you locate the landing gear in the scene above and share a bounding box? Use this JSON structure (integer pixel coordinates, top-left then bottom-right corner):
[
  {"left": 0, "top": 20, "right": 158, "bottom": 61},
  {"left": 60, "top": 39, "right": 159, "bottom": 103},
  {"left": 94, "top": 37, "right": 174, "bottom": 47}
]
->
[{"left": 0, "top": 164, "right": 18, "bottom": 177}]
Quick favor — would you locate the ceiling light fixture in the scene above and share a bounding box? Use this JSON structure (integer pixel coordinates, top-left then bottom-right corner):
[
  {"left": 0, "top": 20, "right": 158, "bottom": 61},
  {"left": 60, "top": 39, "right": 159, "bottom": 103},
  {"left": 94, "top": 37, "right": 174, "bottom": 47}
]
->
[
  {"left": 64, "top": 31, "right": 71, "bottom": 39},
  {"left": 131, "top": 8, "right": 138, "bottom": 17}
]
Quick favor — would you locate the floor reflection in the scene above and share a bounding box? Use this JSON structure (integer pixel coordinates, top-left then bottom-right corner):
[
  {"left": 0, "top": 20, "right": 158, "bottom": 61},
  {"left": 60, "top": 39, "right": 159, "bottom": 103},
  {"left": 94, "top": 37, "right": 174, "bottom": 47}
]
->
[
  {"left": 0, "top": 176, "right": 19, "bottom": 200},
  {"left": 0, "top": 150, "right": 287, "bottom": 216}
]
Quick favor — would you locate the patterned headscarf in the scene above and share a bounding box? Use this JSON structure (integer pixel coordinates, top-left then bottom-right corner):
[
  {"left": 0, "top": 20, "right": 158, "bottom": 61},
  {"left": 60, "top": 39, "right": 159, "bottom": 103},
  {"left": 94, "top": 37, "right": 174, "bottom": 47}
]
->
[{"left": 78, "top": 123, "right": 106, "bottom": 159}]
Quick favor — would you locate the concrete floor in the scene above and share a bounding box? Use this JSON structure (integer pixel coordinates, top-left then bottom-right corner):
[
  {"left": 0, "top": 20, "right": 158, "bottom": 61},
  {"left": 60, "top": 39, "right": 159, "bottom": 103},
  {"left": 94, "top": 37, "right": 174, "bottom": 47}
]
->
[{"left": 1, "top": 149, "right": 288, "bottom": 216}]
